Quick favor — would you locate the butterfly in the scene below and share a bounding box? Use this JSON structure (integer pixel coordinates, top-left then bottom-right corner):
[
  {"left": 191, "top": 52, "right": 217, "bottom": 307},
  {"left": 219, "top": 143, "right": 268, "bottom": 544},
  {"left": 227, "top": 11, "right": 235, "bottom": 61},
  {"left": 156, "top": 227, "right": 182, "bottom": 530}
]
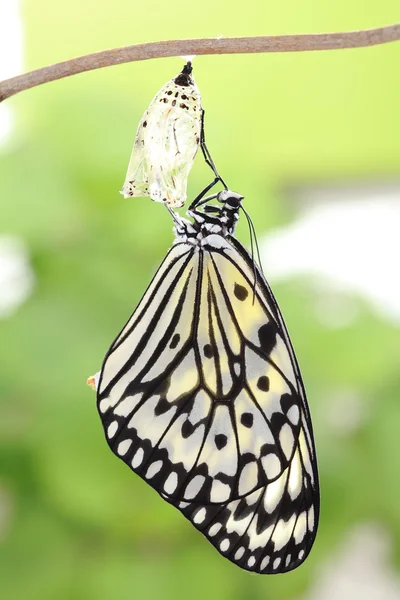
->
[
  {"left": 121, "top": 61, "right": 203, "bottom": 208},
  {"left": 90, "top": 186, "right": 319, "bottom": 574}
]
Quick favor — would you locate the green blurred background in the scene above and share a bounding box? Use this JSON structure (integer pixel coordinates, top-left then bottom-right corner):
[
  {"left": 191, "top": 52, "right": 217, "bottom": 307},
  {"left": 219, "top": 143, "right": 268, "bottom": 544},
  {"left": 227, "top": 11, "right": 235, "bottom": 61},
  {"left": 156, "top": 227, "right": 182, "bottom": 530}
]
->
[{"left": 1, "top": 2, "right": 400, "bottom": 599}]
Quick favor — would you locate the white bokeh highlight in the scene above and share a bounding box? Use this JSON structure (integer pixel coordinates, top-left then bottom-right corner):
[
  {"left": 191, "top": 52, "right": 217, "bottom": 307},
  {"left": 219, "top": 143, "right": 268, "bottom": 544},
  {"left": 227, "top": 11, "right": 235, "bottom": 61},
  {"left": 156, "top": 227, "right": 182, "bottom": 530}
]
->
[
  {"left": 299, "top": 524, "right": 400, "bottom": 600},
  {"left": 0, "top": 236, "right": 35, "bottom": 318},
  {"left": 262, "top": 186, "right": 400, "bottom": 325},
  {"left": 0, "top": 0, "right": 23, "bottom": 146},
  {"left": 0, "top": 3, "right": 32, "bottom": 318},
  {"left": 322, "top": 387, "right": 368, "bottom": 437}
]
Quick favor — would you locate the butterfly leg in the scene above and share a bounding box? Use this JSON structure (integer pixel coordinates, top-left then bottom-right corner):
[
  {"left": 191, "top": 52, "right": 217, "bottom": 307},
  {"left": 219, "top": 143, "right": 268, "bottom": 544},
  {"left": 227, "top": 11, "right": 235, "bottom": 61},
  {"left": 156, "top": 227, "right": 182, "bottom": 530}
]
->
[{"left": 165, "top": 205, "right": 188, "bottom": 228}]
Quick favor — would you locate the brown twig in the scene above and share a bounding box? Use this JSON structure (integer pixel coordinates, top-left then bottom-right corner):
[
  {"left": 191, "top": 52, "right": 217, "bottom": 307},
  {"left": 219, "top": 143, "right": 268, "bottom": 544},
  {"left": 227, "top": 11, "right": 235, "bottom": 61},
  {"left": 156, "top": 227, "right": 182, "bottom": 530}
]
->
[{"left": 1, "top": 24, "right": 399, "bottom": 103}]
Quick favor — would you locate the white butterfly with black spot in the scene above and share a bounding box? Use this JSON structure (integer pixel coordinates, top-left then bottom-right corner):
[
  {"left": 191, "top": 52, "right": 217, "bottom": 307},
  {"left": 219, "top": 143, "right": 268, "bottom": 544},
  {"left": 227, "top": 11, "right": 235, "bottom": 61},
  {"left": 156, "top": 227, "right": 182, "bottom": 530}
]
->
[{"left": 90, "top": 188, "right": 319, "bottom": 573}]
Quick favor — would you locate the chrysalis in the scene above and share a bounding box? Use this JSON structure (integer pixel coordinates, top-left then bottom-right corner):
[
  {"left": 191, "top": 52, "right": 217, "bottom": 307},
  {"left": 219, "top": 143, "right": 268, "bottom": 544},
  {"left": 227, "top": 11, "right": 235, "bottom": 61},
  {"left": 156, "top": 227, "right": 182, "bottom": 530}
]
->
[{"left": 121, "top": 62, "right": 202, "bottom": 208}]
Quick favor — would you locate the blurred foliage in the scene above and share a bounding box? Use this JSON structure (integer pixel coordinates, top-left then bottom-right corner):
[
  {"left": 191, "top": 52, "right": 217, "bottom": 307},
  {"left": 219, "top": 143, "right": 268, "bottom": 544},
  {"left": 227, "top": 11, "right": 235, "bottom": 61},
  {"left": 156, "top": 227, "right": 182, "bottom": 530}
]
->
[{"left": 1, "top": 2, "right": 400, "bottom": 599}]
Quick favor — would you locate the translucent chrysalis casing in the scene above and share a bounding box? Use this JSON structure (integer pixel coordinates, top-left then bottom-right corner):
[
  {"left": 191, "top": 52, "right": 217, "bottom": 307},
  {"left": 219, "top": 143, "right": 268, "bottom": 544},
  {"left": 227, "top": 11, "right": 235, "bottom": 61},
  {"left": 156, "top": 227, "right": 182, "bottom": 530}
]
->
[{"left": 121, "top": 62, "right": 202, "bottom": 208}]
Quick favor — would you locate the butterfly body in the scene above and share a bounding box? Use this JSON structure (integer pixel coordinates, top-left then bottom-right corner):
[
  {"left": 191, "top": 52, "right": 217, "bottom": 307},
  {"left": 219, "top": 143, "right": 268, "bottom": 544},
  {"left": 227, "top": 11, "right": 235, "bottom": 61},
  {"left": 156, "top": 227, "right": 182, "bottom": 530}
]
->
[{"left": 95, "top": 190, "right": 319, "bottom": 573}]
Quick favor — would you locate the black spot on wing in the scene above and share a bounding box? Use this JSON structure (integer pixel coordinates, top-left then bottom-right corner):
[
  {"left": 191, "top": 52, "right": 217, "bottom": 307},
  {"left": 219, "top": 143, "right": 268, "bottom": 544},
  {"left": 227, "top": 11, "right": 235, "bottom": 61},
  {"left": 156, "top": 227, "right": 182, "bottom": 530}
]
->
[
  {"left": 204, "top": 344, "right": 214, "bottom": 358},
  {"left": 240, "top": 413, "right": 254, "bottom": 428},
  {"left": 257, "top": 376, "right": 270, "bottom": 392},
  {"left": 214, "top": 434, "right": 228, "bottom": 450},
  {"left": 181, "top": 421, "right": 193, "bottom": 438},
  {"left": 154, "top": 396, "right": 171, "bottom": 416},
  {"left": 169, "top": 333, "right": 180, "bottom": 349},
  {"left": 280, "top": 393, "right": 295, "bottom": 413},
  {"left": 257, "top": 322, "right": 278, "bottom": 355},
  {"left": 234, "top": 283, "right": 248, "bottom": 301}
]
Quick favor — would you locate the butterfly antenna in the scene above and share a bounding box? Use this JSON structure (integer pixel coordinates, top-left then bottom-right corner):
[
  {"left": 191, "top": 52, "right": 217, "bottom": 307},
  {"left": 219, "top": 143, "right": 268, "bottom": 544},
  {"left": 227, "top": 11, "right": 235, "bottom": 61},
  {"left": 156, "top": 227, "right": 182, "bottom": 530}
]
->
[
  {"left": 242, "top": 206, "right": 263, "bottom": 270},
  {"left": 251, "top": 216, "right": 263, "bottom": 275},
  {"left": 200, "top": 109, "right": 228, "bottom": 190},
  {"left": 240, "top": 207, "right": 258, "bottom": 304}
]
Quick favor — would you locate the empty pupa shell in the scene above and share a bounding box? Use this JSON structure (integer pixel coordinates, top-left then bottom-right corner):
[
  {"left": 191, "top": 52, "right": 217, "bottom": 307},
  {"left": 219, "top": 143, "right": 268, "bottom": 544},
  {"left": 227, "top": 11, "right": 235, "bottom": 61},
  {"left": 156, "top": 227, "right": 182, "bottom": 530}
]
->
[{"left": 121, "top": 62, "right": 202, "bottom": 208}]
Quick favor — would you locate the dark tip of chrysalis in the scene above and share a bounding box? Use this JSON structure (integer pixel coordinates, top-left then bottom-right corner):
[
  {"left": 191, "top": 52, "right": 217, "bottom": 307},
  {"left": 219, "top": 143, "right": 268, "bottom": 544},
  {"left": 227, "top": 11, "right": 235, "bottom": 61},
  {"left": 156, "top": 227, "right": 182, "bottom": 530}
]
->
[
  {"left": 174, "top": 61, "right": 193, "bottom": 87},
  {"left": 181, "top": 61, "right": 193, "bottom": 75}
]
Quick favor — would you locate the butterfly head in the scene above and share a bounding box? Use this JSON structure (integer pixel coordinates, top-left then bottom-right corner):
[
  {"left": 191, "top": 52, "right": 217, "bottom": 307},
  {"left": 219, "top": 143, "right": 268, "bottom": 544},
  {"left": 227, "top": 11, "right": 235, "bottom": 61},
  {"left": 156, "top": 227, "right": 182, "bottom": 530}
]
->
[
  {"left": 215, "top": 189, "right": 244, "bottom": 235},
  {"left": 217, "top": 189, "right": 244, "bottom": 206},
  {"left": 217, "top": 190, "right": 243, "bottom": 218}
]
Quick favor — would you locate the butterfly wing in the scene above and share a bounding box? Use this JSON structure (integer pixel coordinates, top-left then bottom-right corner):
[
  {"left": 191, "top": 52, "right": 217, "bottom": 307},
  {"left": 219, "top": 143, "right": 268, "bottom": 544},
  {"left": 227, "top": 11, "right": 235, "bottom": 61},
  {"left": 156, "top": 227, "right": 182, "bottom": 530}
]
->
[
  {"left": 161, "top": 235, "right": 318, "bottom": 573},
  {"left": 97, "top": 234, "right": 318, "bottom": 572},
  {"left": 164, "top": 425, "right": 316, "bottom": 574}
]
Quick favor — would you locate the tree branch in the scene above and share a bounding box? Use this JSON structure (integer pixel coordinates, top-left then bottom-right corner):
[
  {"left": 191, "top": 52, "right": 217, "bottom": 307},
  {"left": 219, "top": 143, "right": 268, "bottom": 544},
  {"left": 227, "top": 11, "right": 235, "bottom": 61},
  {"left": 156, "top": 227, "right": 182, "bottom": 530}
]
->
[{"left": 1, "top": 24, "right": 399, "bottom": 103}]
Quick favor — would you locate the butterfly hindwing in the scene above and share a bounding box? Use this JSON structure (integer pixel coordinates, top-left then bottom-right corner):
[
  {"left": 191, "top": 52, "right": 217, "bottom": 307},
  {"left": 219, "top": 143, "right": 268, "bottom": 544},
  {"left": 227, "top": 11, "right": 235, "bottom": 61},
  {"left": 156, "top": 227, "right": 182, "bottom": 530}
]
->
[{"left": 164, "top": 420, "right": 316, "bottom": 573}]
